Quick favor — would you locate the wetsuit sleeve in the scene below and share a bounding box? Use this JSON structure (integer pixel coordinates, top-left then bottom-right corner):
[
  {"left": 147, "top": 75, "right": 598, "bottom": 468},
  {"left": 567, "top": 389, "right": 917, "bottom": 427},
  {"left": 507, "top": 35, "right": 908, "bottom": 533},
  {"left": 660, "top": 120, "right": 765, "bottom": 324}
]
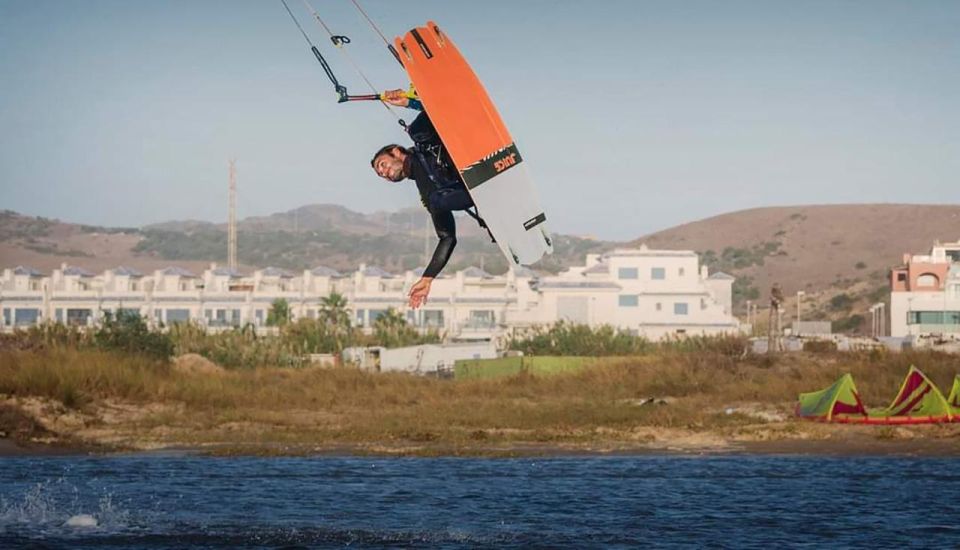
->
[
  {"left": 407, "top": 98, "right": 424, "bottom": 111},
  {"left": 422, "top": 209, "right": 456, "bottom": 278}
]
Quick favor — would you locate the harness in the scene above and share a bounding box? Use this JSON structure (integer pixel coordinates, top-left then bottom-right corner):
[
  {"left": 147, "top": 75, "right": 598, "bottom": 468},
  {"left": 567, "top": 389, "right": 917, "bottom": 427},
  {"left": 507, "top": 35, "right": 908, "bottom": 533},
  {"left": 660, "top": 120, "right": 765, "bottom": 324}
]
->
[{"left": 411, "top": 143, "right": 495, "bottom": 242}]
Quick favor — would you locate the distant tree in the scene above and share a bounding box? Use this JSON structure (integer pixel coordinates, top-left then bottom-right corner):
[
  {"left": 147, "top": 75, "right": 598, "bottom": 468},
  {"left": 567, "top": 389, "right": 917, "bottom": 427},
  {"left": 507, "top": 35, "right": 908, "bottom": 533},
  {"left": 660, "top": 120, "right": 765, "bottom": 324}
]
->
[
  {"left": 829, "top": 293, "right": 854, "bottom": 311},
  {"left": 318, "top": 292, "right": 351, "bottom": 353},
  {"left": 319, "top": 293, "right": 350, "bottom": 328},
  {"left": 95, "top": 310, "right": 173, "bottom": 360},
  {"left": 266, "top": 298, "right": 291, "bottom": 327},
  {"left": 372, "top": 308, "right": 423, "bottom": 348}
]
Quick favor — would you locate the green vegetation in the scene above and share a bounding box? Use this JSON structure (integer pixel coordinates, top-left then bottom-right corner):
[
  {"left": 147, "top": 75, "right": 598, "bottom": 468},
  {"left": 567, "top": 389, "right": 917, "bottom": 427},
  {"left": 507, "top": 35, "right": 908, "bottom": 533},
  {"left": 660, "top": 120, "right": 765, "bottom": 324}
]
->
[
  {"left": 865, "top": 285, "right": 889, "bottom": 304},
  {"left": 699, "top": 241, "right": 782, "bottom": 272},
  {"left": 2, "top": 345, "right": 957, "bottom": 455},
  {"left": 732, "top": 275, "right": 760, "bottom": 305},
  {"left": 266, "top": 299, "right": 291, "bottom": 327},
  {"left": 506, "top": 322, "right": 655, "bottom": 356},
  {"left": 833, "top": 314, "right": 864, "bottom": 334},
  {"left": 455, "top": 356, "right": 593, "bottom": 380},
  {"left": 0, "top": 211, "right": 55, "bottom": 240},
  {"left": 829, "top": 293, "right": 855, "bottom": 311},
  {"left": 131, "top": 227, "right": 603, "bottom": 275},
  {"left": 504, "top": 322, "right": 749, "bottom": 361},
  {"left": 23, "top": 243, "right": 91, "bottom": 257},
  {"left": 2, "top": 297, "right": 438, "bottom": 370},
  {"left": 78, "top": 224, "right": 140, "bottom": 234}
]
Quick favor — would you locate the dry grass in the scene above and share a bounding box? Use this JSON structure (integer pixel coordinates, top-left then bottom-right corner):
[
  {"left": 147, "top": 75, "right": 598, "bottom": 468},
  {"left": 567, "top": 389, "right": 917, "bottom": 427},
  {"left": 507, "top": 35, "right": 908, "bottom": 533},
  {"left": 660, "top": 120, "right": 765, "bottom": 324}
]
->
[{"left": 1, "top": 348, "right": 958, "bottom": 453}]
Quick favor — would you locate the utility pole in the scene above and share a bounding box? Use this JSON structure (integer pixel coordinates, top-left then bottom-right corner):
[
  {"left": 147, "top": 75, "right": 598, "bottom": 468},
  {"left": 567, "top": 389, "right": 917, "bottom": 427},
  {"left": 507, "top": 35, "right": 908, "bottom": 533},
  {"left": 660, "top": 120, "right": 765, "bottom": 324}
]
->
[
  {"left": 768, "top": 283, "right": 784, "bottom": 354},
  {"left": 795, "top": 290, "right": 805, "bottom": 336},
  {"left": 228, "top": 159, "right": 238, "bottom": 271}
]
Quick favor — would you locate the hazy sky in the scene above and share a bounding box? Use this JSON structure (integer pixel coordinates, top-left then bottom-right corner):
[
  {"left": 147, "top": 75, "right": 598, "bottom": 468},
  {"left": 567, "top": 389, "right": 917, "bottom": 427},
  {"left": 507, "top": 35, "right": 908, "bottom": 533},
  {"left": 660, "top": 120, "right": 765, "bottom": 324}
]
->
[{"left": 1, "top": 0, "right": 958, "bottom": 240}]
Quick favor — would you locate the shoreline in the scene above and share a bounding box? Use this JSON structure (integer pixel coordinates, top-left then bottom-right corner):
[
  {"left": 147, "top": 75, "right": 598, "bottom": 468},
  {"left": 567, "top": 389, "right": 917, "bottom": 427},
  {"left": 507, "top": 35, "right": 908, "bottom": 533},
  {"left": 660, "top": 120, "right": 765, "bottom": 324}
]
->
[{"left": 4, "top": 434, "right": 959, "bottom": 459}]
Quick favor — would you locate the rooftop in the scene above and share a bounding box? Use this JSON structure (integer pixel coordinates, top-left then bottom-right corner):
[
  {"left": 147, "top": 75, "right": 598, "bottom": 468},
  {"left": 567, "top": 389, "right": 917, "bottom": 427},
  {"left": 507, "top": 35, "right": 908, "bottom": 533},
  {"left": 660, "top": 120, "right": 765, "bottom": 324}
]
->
[
  {"left": 161, "top": 267, "right": 197, "bottom": 278},
  {"left": 13, "top": 266, "right": 43, "bottom": 277},
  {"left": 63, "top": 266, "right": 95, "bottom": 277}
]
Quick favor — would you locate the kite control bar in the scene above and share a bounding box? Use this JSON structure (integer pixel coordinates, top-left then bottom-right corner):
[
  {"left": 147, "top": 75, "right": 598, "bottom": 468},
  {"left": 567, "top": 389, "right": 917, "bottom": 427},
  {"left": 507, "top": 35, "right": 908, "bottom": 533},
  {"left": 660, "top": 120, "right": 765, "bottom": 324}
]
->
[
  {"left": 343, "top": 84, "right": 419, "bottom": 103},
  {"left": 281, "top": 0, "right": 371, "bottom": 103}
]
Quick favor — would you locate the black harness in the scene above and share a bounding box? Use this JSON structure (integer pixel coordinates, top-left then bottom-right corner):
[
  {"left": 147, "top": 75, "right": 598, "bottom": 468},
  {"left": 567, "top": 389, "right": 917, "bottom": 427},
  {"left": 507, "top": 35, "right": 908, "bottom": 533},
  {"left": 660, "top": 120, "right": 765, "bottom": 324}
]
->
[{"left": 411, "top": 141, "right": 494, "bottom": 242}]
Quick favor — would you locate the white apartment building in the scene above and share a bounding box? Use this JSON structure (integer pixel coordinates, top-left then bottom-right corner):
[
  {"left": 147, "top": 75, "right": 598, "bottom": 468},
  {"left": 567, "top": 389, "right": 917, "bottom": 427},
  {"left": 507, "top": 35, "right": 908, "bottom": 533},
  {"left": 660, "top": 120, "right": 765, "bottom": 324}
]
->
[
  {"left": 889, "top": 239, "right": 960, "bottom": 338},
  {"left": 0, "top": 245, "right": 739, "bottom": 341}
]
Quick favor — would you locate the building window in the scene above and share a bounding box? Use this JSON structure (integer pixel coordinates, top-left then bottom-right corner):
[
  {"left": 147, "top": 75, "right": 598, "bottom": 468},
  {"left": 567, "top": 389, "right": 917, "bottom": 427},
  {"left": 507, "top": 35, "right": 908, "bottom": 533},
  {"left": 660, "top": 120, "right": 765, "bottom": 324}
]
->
[
  {"left": 619, "top": 295, "right": 639, "bottom": 307},
  {"left": 468, "top": 310, "right": 495, "bottom": 328},
  {"left": 369, "top": 309, "right": 389, "bottom": 324},
  {"left": 679, "top": 267, "right": 685, "bottom": 276},
  {"left": 674, "top": 303, "right": 689, "bottom": 315},
  {"left": 656, "top": 302, "right": 662, "bottom": 311},
  {"left": 423, "top": 310, "right": 444, "bottom": 328},
  {"left": 255, "top": 309, "right": 265, "bottom": 326},
  {"left": 908, "top": 311, "right": 960, "bottom": 325},
  {"left": 2, "top": 308, "right": 10, "bottom": 326},
  {"left": 355, "top": 309, "right": 366, "bottom": 326},
  {"left": 14, "top": 308, "right": 41, "bottom": 326},
  {"left": 66, "top": 309, "right": 93, "bottom": 326},
  {"left": 618, "top": 267, "right": 638, "bottom": 279},
  {"left": 700, "top": 298, "right": 707, "bottom": 310},
  {"left": 166, "top": 309, "right": 191, "bottom": 324},
  {"left": 897, "top": 273, "right": 907, "bottom": 282},
  {"left": 916, "top": 274, "right": 939, "bottom": 288},
  {"left": 651, "top": 267, "right": 665, "bottom": 280},
  {"left": 117, "top": 308, "right": 140, "bottom": 319}
]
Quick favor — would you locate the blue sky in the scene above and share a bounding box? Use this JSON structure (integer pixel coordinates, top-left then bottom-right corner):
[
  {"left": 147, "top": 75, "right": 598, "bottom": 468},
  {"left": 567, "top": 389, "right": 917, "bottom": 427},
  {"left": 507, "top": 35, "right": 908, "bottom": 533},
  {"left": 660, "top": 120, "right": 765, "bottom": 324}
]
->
[{"left": 1, "top": 0, "right": 958, "bottom": 240}]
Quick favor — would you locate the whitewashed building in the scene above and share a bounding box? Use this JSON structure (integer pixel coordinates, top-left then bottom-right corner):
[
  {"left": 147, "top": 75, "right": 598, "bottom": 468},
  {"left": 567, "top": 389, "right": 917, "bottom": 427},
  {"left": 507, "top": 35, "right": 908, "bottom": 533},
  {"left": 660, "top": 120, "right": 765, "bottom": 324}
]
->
[
  {"left": 526, "top": 246, "right": 739, "bottom": 340},
  {"left": 889, "top": 239, "right": 960, "bottom": 338},
  {"left": 1, "top": 245, "right": 739, "bottom": 340}
]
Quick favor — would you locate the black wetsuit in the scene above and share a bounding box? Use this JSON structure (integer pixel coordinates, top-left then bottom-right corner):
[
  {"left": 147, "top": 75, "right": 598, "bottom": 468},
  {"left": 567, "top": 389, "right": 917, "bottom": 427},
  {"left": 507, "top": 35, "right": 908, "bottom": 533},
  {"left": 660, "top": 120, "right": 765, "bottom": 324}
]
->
[{"left": 404, "top": 111, "right": 475, "bottom": 278}]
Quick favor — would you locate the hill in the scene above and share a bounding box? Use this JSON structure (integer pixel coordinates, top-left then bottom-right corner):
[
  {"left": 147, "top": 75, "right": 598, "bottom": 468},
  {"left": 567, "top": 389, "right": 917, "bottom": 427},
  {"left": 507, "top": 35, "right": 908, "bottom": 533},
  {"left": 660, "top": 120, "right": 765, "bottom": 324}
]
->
[
  {"left": 0, "top": 207, "right": 611, "bottom": 276},
  {"left": 3, "top": 203, "right": 957, "bottom": 331},
  {"left": 631, "top": 204, "right": 960, "bottom": 325}
]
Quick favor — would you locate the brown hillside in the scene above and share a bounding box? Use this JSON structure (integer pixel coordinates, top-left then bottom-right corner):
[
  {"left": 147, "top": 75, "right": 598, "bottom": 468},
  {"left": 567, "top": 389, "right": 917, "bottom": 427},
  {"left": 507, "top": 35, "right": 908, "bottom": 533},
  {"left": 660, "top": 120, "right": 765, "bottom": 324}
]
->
[{"left": 632, "top": 204, "right": 960, "bottom": 305}]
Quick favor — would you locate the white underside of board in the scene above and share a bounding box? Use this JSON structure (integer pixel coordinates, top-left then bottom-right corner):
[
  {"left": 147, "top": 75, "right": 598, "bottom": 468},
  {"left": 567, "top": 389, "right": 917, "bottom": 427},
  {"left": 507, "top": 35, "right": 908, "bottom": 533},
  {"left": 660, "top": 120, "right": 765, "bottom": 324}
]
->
[{"left": 467, "top": 163, "right": 552, "bottom": 266}]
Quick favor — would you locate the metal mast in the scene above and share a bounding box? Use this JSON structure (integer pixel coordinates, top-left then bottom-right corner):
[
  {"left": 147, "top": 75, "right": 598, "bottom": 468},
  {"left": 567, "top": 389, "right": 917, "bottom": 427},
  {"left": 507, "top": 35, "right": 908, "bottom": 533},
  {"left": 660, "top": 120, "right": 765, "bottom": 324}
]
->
[{"left": 228, "top": 159, "right": 237, "bottom": 271}]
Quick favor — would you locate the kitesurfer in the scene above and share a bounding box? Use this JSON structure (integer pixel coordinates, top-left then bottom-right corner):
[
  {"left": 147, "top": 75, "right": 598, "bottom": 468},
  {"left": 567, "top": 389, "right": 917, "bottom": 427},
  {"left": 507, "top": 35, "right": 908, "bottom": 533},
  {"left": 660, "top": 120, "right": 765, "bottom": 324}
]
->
[{"left": 371, "top": 89, "right": 476, "bottom": 309}]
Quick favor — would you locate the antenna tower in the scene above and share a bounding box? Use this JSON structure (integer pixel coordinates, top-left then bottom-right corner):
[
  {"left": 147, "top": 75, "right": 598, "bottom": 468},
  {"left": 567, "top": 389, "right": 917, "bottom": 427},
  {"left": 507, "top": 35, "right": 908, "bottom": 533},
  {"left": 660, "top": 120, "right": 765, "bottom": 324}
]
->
[{"left": 228, "top": 160, "right": 237, "bottom": 271}]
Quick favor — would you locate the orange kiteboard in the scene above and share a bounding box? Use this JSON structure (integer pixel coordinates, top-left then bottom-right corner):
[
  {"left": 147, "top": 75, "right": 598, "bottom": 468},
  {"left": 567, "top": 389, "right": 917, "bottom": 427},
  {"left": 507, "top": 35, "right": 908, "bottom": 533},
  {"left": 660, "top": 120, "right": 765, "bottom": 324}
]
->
[{"left": 393, "top": 21, "right": 552, "bottom": 265}]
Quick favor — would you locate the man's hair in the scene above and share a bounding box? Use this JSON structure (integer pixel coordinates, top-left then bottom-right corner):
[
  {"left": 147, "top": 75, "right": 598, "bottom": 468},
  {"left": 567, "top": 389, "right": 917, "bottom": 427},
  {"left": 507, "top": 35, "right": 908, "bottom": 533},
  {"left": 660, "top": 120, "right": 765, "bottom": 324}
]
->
[{"left": 370, "top": 144, "right": 409, "bottom": 168}]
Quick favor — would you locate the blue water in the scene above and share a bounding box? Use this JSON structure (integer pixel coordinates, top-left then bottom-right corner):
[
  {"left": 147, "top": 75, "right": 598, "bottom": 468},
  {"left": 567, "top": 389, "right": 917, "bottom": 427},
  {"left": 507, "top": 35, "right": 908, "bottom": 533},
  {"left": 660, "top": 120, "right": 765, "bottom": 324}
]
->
[{"left": 1, "top": 455, "right": 959, "bottom": 549}]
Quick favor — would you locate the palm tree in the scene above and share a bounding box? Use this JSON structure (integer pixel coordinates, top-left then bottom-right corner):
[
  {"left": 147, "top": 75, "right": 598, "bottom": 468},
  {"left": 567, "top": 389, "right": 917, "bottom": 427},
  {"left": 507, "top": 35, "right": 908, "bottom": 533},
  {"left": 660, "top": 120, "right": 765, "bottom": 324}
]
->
[
  {"left": 373, "top": 307, "right": 416, "bottom": 348},
  {"left": 319, "top": 292, "right": 351, "bottom": 353},
  {"left": 266, "top": 298, "right": 291, "bottom": 327},
  {"left": 319, "top": 292, "right": 351, "bottom": 328}
]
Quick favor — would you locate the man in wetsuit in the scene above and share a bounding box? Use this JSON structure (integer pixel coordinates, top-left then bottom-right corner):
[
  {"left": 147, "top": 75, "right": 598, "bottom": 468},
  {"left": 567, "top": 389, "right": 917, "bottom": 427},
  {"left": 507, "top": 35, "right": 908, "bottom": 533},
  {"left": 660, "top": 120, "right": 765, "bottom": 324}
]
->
[{"left": 371, "top": 89, "right": 475, "bottom": 309}]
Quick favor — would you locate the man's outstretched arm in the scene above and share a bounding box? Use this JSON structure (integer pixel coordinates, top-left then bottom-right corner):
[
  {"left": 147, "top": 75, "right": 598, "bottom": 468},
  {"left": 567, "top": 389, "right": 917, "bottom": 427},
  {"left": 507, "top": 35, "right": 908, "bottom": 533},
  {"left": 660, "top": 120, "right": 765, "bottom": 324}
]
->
[{"left": 409, "top": 210, "right": 456, "bottom": 308}]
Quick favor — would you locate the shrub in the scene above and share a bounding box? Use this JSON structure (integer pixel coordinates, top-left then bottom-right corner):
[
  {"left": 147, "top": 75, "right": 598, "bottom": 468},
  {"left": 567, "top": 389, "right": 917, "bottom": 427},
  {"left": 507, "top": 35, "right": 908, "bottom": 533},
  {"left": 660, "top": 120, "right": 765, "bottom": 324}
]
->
[{"left": 803, "top": 339, "right": 837, "bottom": 354}]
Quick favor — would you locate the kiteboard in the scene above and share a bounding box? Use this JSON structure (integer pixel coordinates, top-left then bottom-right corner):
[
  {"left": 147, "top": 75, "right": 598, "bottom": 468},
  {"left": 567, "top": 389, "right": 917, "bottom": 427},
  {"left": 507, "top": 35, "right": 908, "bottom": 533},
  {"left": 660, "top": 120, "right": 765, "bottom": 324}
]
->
[{"left": 393, "top": 21, "right": 553, "bottom": 266}]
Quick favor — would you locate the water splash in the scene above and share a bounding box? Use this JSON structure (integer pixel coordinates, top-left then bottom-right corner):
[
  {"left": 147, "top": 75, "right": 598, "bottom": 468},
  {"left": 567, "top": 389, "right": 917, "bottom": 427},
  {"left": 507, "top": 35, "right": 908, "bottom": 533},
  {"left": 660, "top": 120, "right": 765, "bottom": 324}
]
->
[{"left": 0, "top": 478, "right": 130, "bottom": 534}]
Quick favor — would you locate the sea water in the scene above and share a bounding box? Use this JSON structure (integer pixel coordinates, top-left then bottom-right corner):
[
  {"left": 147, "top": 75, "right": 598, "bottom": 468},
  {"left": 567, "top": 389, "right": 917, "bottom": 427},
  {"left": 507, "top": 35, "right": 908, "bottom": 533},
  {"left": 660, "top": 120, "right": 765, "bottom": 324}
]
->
[{"left": 1, "top": 455, "right": 958, "bottom": 548}]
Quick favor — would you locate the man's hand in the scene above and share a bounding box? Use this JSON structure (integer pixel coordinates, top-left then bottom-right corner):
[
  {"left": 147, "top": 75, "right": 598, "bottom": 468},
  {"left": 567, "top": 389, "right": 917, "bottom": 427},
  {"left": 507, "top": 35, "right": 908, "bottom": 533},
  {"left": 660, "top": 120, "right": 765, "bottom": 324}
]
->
[
  {"left": 382, "top": 89, "right": 409, "bottom": 107},
  {"left": 408, "top": 276, "right": 433, "bottom": 309}
]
